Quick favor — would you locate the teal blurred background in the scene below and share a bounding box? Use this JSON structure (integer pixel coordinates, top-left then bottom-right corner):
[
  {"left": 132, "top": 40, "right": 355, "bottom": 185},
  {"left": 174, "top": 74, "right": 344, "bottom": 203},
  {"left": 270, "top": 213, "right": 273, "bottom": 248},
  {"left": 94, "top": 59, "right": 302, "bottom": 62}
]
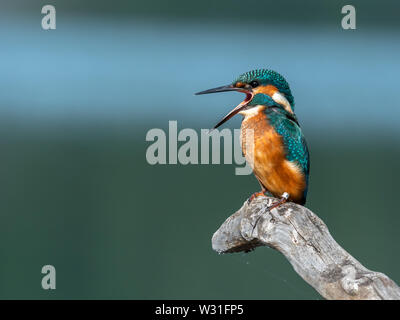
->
[{"left": 0, "top": 0, "right": 399, "bottom": 299}]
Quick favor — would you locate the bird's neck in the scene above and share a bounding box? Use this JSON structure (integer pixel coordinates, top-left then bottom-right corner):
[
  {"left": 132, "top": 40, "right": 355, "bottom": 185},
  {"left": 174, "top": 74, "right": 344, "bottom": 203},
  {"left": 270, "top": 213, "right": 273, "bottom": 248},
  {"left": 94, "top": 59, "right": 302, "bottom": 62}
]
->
[
  {"left": 240, "top": 104, "right": 299, "bottom": 125},
  {"left": 265, "top": 105, "right": 299, "bottom": 126}
]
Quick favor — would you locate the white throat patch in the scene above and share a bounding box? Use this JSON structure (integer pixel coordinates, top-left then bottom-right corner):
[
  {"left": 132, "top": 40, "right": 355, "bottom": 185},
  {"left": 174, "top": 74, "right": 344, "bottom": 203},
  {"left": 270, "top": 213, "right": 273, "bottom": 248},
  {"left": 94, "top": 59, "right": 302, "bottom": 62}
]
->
[{"left": 239, "top": 105, "right": 265, "bottom": 118}]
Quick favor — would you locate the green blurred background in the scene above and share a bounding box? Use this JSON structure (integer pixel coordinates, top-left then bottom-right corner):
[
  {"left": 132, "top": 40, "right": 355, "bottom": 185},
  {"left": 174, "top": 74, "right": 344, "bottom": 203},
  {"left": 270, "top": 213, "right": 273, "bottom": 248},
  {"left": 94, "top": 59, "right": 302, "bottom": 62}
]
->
[{"left": 0, "top": 0, "right": 399, "bottom": 299}]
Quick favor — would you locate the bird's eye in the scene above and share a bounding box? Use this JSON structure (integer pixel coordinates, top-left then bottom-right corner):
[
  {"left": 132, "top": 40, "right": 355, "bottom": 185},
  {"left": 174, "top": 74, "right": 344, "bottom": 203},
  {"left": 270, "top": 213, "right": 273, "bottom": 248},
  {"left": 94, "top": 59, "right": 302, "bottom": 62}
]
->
[{"left": 250, "top": 81, "right": 259, "bottom": 88}]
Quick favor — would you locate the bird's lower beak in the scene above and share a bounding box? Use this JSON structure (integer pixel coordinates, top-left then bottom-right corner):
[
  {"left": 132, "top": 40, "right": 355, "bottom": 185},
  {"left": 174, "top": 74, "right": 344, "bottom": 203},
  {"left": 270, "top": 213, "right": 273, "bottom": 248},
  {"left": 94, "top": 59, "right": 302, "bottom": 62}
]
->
[{"left": 195, "top": 84, "right": 253, "bottom": 129}]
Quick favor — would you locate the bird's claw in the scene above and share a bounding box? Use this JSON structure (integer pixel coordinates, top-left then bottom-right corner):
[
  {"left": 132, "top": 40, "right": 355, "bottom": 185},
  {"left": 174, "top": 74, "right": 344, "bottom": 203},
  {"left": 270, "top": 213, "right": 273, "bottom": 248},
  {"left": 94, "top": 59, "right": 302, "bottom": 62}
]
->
[
  {"left": 267, "top": 192, "right": 290, "bottom": 211},
  {"left": 247, "top": 191, "right": 268, "bottom": 204}
]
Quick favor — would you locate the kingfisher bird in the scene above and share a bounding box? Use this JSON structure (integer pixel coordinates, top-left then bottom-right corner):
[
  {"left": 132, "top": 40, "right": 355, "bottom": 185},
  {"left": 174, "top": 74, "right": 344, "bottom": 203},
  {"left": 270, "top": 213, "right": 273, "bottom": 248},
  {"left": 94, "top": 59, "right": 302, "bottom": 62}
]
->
[{"left": 195, "top": 69, "right": 310, "bottom": 208}]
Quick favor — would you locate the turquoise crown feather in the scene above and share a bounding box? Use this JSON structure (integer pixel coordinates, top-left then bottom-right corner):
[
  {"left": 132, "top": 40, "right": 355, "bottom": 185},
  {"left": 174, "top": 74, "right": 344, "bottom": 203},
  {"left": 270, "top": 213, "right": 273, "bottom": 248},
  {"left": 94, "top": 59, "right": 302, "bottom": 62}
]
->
[{"left": 234, "top": 69, "right": 295, "bottom": 110}]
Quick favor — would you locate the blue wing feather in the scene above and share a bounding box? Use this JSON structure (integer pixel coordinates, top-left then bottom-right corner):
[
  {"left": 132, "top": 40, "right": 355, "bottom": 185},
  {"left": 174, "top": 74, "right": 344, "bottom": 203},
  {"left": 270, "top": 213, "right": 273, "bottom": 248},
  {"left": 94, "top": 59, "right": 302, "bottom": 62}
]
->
[{"left": 273, "top": 116, "right": 310, "bottom": 200}]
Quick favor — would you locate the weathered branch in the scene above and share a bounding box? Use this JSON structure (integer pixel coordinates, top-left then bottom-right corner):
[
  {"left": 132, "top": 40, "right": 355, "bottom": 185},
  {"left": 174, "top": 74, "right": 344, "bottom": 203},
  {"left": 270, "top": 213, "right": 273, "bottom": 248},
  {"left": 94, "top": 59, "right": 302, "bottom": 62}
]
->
[{"left": 212, "top": 197, "right": 400, "bottom": 300}]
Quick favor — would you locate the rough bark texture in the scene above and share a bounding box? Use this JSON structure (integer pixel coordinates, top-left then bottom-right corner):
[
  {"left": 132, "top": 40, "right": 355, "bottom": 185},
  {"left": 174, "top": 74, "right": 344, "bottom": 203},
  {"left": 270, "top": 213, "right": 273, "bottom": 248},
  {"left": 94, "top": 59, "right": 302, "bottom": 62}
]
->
[{"left": 212, "top": 196, "right": 400, "bottom": 300}]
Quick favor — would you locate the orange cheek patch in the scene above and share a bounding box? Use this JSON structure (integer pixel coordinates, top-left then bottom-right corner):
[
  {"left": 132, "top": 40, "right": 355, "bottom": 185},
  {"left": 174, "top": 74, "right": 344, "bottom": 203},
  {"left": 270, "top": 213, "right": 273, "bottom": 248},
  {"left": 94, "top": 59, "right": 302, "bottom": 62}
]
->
[{"left": 253, "top": 85, "right": 278, "bottom": 97}]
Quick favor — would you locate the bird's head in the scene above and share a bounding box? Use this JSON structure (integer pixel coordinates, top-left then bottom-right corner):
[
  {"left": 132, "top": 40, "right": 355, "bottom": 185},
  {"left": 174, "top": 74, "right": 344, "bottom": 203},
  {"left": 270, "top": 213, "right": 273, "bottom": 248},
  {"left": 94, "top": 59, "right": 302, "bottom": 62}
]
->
[{"left": 195, "top": 69, "right": 295, "bottom": 129}]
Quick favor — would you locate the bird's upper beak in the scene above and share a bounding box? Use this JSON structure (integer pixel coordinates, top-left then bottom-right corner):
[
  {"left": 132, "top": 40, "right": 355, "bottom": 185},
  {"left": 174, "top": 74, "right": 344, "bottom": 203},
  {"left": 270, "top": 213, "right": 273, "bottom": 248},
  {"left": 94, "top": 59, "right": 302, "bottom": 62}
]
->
[
  {"left": 195, "top": 84, "right": 253, "bottom": 129},
  {"left": 195, "top": 84, "right": 241, "bottom": 95}
]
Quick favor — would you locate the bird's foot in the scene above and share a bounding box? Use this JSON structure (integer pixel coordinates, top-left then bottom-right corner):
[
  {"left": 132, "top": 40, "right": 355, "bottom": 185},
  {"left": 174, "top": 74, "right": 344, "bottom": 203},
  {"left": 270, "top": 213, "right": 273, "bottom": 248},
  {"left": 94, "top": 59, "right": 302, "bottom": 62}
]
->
[
  {"left": 267, "top": 192, "right": 290, "bottom": 211},
  {"left": 250, "top": 192, "right": 290, "bottom": 236},
  {"left": 247, "top": 190, "right": 270, "bottom": 204}
]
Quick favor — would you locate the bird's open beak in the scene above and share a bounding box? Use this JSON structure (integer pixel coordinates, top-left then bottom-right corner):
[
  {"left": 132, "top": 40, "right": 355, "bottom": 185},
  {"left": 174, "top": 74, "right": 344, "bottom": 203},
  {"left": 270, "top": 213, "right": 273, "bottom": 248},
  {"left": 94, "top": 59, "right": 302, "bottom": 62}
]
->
[{"left": 195, "top": 84, "right": 253, "bottom": 129}]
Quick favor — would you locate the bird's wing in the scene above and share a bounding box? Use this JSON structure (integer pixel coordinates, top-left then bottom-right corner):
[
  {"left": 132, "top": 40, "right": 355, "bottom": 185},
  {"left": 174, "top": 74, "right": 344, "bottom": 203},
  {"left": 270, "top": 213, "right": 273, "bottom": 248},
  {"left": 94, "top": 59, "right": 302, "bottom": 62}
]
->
[{"left": 274, "top": 117, "right": 310, "bottom": 178}]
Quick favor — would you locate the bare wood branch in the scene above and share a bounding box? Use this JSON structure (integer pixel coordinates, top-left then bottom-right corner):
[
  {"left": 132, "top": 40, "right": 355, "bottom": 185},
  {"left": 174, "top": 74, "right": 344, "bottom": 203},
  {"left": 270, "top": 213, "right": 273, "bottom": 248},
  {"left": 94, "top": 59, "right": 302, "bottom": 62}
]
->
[{"left": 212, "top": 197, "right": 400, "bottom": 300}]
